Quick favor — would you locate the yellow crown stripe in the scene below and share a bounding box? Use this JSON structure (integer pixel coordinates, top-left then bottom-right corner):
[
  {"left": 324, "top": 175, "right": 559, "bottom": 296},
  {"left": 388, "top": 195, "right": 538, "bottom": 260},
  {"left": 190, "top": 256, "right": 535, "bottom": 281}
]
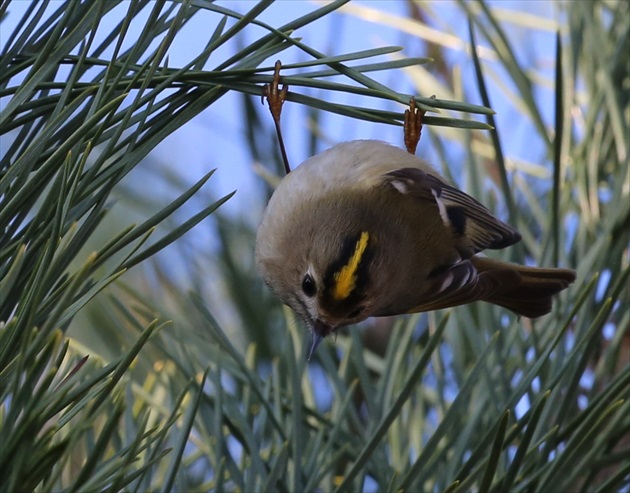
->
[{"left": 333, "top": 231, "right": 370, "bottom": 300}]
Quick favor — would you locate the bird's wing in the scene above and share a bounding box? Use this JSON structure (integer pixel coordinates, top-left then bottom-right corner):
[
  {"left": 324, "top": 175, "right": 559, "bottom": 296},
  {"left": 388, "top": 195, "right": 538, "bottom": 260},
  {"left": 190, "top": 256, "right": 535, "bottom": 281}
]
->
[
  {"left": 404, "top": 260, "right": 520, "bottom": 313},
  {"left": 381, "top": 167, "right": 521, "bottom": 257}
]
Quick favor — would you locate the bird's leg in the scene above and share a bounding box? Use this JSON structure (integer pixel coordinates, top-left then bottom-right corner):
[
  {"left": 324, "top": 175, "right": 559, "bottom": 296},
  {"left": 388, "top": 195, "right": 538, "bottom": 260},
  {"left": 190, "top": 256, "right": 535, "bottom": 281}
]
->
[
  {"left": 403, "top": 97, "right": 426, "bottom": 155},
  {"left": 262, "top": 60, "right": 291, "bottom": 174}
]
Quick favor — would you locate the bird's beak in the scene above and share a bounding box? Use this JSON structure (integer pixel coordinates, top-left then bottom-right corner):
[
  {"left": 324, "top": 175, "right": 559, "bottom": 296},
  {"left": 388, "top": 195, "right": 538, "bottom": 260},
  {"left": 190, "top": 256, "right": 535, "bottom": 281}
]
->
[
  {"left": 307, "top": 333, "right": 324, "bottom": 361},
  {"left": 307, "top": 319, "right": 333, "bottom": 360}
]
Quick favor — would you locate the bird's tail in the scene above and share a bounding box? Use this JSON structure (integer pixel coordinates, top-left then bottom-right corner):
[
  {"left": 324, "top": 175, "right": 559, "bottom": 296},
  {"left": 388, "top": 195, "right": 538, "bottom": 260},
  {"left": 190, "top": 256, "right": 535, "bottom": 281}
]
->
[{"left": 472, "top": 256, "right": 576, "bottom": 318}]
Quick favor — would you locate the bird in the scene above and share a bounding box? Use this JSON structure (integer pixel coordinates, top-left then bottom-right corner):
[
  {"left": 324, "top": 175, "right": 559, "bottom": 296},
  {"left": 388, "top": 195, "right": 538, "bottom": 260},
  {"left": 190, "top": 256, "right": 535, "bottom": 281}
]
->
[{"left": 255, "top": 140, "right": 576, "bottom": 359}]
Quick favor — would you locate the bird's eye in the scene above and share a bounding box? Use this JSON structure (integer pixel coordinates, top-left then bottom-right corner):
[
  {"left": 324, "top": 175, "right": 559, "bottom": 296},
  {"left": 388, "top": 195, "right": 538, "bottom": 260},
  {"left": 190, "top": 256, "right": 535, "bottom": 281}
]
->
[{"left": 301, "top": 274, "right": 316, "bottom": 297}]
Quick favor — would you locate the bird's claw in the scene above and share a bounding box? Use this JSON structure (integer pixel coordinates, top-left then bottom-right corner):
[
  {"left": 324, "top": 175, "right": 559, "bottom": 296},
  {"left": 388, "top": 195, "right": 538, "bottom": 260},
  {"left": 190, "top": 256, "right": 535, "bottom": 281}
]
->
[{"left": 404, "top": 97, "right": 426, "bottom": 155}]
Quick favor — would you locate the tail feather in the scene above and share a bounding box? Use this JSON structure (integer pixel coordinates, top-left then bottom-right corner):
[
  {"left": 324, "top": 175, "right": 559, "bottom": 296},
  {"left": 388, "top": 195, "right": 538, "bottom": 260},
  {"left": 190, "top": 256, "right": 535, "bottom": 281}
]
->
[{"left": 472, "top": 256, "right": 576, "bottom": 318}]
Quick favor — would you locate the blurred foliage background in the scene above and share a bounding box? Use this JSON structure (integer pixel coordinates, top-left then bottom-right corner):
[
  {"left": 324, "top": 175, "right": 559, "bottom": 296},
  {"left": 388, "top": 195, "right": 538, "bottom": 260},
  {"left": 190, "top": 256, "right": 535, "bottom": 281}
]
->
[{"left": 1, "top": 0, "right": 628, "bottom": 491}]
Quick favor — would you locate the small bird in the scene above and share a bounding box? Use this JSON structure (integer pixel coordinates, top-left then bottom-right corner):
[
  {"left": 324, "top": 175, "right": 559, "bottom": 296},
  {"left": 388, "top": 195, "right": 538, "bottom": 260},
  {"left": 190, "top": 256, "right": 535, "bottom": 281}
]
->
[{"left": 255, "top": 140, "right": 576, "bottom": 359}]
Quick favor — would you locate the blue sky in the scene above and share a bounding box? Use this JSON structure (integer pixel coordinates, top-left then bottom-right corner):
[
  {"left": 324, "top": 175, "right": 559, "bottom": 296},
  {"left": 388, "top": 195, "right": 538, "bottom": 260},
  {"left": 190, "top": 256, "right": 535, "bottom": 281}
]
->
[
  {"left": 151, "top": 0, "right": 560, "bottom": 220},
  {"left": 1, "top": 0, "right": 567, "bottom": 329},
  {"left": 1, "top": 1, "right": 587, "bottom": 467},
  {"left": 1, "top": 0, "right": 567, "bottom": 325},
  {"left": 2, "top": 1, "right": 561, "bottom": 221}
]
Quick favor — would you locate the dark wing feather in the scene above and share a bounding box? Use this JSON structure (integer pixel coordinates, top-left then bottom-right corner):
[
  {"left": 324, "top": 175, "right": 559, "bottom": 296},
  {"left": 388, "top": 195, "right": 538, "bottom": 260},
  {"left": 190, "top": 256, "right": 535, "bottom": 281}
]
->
[
  {"left": 437, "top": 181, "right": 521, "bottom": 251},
  {"left": 383, "top": 167, "right": 521, "bottom": 258},
  {"left": 406, "top": 260, "right": 521, "bottom": 313}
]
